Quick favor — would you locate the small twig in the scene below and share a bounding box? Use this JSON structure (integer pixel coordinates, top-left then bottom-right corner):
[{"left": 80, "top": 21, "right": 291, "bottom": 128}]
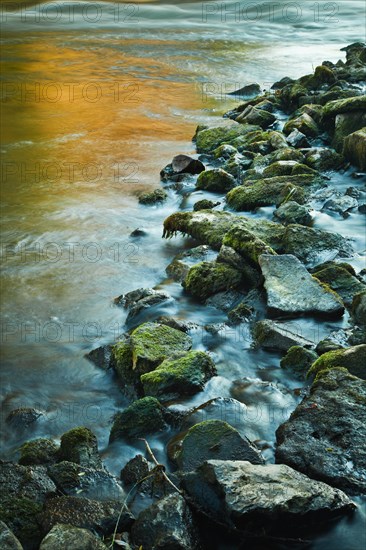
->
[{"left": 139, "top": 438, "right": 182, "bottom": 495}]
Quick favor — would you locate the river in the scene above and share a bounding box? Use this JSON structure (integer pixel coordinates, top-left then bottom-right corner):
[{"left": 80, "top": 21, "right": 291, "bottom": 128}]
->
[{"left": 1, "top": 1, "right": 365, "bottom": 548}]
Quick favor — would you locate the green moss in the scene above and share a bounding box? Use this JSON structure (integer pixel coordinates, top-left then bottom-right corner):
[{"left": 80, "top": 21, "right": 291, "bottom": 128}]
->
[
  {"left": 312, "top": 266, "right": 365, "bottom": 306},
  {"left": 226, "top": 179, "right": 305, "bottom": 211},
  {"left": 269, "top": 148, "right": 305, "bottom": 163},
  {"left": 222, "top": 224, "right": 275, "bottom": 266},
  {"left": 58, "top": 427, "right": 100, "bottom": 468},
  {"left": 323, "top": 95, "right": 366, "bottom": 117},
  {"left": 196, "top": 168, "right": 235, "bottom": 192},
  {"left": 183, "top": 261, "right": 242, "bottom": 300},
  {"left": 110, "top": 397, "right": 167, "bottom": 441},
  {"left": 280, "top": 346, "right": 318, "bottom": 376},
  {"left": 141, "top": 351, "right": 216, "bottom": 401},
  {"left": 283, "top": 113, "right": 319, "bottom": 137},
  {"left": 308, "top": 345, "right": 366, "bottom": 380},
  {"left": 195, "top": 124, "right": 261, "bottom": 153},
  {"left": 193, "top": 199, "right": 219, "bottom": 211},
  {"left": 138, "top": 188, "right": 167, "bottom": 205},
  {"left": 18, "top": 438, "right": 58, "bottom": 466},
  {"left": 227, "top": 302, "right": 253, "bottom": 324},
  {"left": 0, "top": 498, "right": 42, "bottom": 548}
]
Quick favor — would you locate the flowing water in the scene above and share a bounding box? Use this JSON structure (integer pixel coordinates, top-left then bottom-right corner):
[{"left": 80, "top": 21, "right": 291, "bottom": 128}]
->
[{"left": 1, "top": 1, "right": 366, "bottom": 548}]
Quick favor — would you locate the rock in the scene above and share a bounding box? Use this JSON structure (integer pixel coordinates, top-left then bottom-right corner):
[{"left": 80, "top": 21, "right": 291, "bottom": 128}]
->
[
  {"left": 130, "top": 228, "right": 147, "bottom": 238},
  {"left": 120, "top": 454, "right": 151, "bottom": 486},
  {"left": 19, "top": 438, "right": 58, "bottom": 466},
  {"left": 286, "top": 129, "right": 310, "bottom": 147},
  {"left": 222, "top": 224, "right": 275, "bottom": 268},
  {"left": 0, "top": 521, "right": 23, "bottom": 550},
  {"left": 280, "top": 346, "right": 319, "bottom": 377},
  {"left": 322, "top": 195, "right": 358, "bottom": 215},
  {"left": 156, "top": 316, "right": 196, "bottom": 333},
  {"left": 58, "top": 427, "right": 102, "bottom": 469},
  {"left": 179, "top": 397, "right": 249, "bottom": 436},
  {"left": 227, "top": 302, "right": 254, "bottom": 324},
  {"left": 141, "top": 351, "right": 216, "bottom": 402},
  {"left": 0, "top": 498, "right": 43, "bottom": 550},
  {"left": 226, "top": 179, "right": 305, "bottom": 211},
  {"left": 196, "top": 168, "right": 236, "bottom": 192},
  {"left": 39, "top": 523, "right": 107, "bottom": 550},
  {"left": 172, "top": 420, "right": 263, "bottom": 471},
  {"left": 182, "top": 261, "right": 243, "bottom": 301},
  {"left": 205, "top": 289, "right": 246, "bottom": 312},
  {"left": 307, "top": 345, "right": 366, "bottom": 380},
  {"left": 236, "top": 106, "right": 276, "bottom": 129},
  {"left": 262, "top": 160, "right": 311, "bottom": 178},
  {"left": 138, "top": 188, "right": 167, "bottom": 205},
  {"left": 47, "top": 461, "right": 124, "bottom": 502},
  {"left": 229, "top": 83, "right": 261, "bottom": 98},
  {"left": 271, "top": 76, "right": 295, "bottom": 90},
  {"left": 316, "top": 338, "right": 345, "bottom": 355},
  {"left": 283, "top": 113, "right": 319, "bottom": 137},
  {"left": 182, "top": 460, "right": 355, "bottom": 532},
  {"left": 41, "top": 496, "right": 133, "bottom": 537},
  {"left": 304, "top": 147, "right": 344, "bottom": 171},
  {"left": 213, "top": 143, "right": 238, "bottom": 158},
  {"left": 195, "top": 123, "right": 261, "bottom": 153},
  {"left": 0, "top": 462, "right": 56, "bottom": 503},
  {"left": 259, "top": 254, "right": 344, "bottom": 317},
  {"left": 273, "top": 201, "right": 312, "bottom": 226},
  {"left": 323, "top": 95, "right": 366, "bottom": 117},
  {"left": 343, "top": 127, "right": 366, "bottom": 170},
  {"left": 352, "top": 291, "right": 366, "bottom": 325},
  {"left": 253, "top": 320, "right": 314, "bottom": 351},
  {"left": 276, "top": 368, "right": 366, "bottom": 494},
  {"left": 131, "top": 493, "right": 199, "bottom": 550},
  {"left": 110, "top": 397, "right": 169, "bottom": 441},
  {"left": 171, "top": 154, "right": 205, "bottom": 175},
  {"left": 312, "top": 265, "right": 365, "bottom": 306},
  {"left": 112, "top": 322, "right": 192, "bottom": 385},
  {"left": 332, "top": 112, "right": 366, "bottom": 151},
  {"left": 166, "top": 245, "right": 215, "bottom": 282},
  {"left": 114, "top": 288, "right": 172, "bottom": 324},
  {"left": 6, "top": 407, "right": 43, "bottom": 431},
  {"left": 193, "top": 199, "right": 220, "bottom": 211}
]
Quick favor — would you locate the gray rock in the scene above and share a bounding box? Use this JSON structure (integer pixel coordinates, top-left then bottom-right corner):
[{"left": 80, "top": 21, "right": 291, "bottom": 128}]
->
[
  {"left": 171, "top": 154, "right": 205, "bottom": 175},
  {"left": 58, "top": 427, "right": 102, "bottom": 469},
  {"left": 273, "top": 201, "right": 312, "bottom": 226},
  {"left": 236, "top": 106, "right": 276, "bottom": 129},
  {"left": 0, "top": 521, "right": 23, "bottom": 550},
  {"left": 115, "top": 288, "right": 172, "bottom": 324},
  {"left": 39, "top": 524, "right": 107, "bottom": 550},
  {"left": 0, "top": 462, "right": 56, "bottom": 503},
  {"left": 352, "top": 291, "right": 366, "bottom": 325},
  {"left": 323, "top": 195, "right": 358, "bottom": 214},
  {"left": 286, "top": 128, "right": 310, "bottom": 147},
  {"left": 131, "top": 493, "right": 199, "bottom": 550},
  {"left": 166, "top": 245, "right": 215, "bottom": 282},
  {"left": 276, "top": 368, "right": 366, "bottom": 494},
  {"left": 182, "top": 460, "right": 355, "bottom": 531},
  {"left": 253, "top": 320, "right": 314, "bottom": 351},
  {"left": 172, "top": 420, "right": 264, "bottom": 471},
  {"left": 259, "top": 254, "right": 344, "bottom": 317}
]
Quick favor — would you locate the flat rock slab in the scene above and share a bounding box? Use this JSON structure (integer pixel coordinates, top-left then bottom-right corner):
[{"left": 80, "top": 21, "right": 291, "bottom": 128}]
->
[
  {"left": 276, "top": 368, "right": 366, "bottom": 494},
  {"left": 182, "top": 460, "right": 355, "bottom": 532},
  {"left": 259, "top": 254, "right": 344, "bottom": 317},
  {"left": 253, "top": 319, "right": 314, "bottom": 351}
]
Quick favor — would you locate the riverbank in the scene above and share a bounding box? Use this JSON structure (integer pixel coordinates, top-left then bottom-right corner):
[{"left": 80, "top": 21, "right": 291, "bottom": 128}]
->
[{"left": 1, "top": 43, "right": 366, "bottom": 550}]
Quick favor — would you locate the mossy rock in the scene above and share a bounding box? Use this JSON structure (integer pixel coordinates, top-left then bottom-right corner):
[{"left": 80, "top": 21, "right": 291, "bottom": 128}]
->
[
  {"left": 193, "top": 199, "right": 220, "bottom": 211},
  {"left": 292, "top": 103, "right": 324, "bottom": 124},
  {"left": 226, "top": 179, "right": 305, "bottom": 211},
  {"left": 307, "top": 345, "right": 366, "bottom": 380},
  {"left": 58, "top": 427, "right": 102, "bottom": 469},
  {"left": 304, "top": 147, "right": 344, "bottom": 171},
  {"left": 222, "top": 224, "right": 275, "bottom": 267},
  {"left": 352, "top": 291, "right": 366, "bottom": 325},
  {"left": 110, "top": 397, "right": 168, "bottom": 441},
  {"left": 112, "top": 338, "right": 136, "bottom": 388},
  {"left": 39, "top": 524, "right": 108, "bottom": 550},
  {"left": 183, "top": 261, "right": 243, "bottom": 301},
  {"left": 141, "top": 351, "right": 217, "bottom": 402},
  {"left": 19, "top": 438, "right": 58, "bottom": 466},
  {"left": 307, "top": 65, "right": 337, "bottom": 89},
  {"left": 196, "top": 168, "right": 236, "bottom": 192},
  {"left": 0, "top": 498, "right": 42, "bottom": 550},
  {"left": 323, "top": 95, "right": 366, "bottom": 117},
  {"left": 138, "top": 188, "right": 167, "bottom": 205},
  {"left": 343, "top": 127, "right": 366, "bottom": 171},
  {"left": 236, "top": 106, "right": 276, "bottom": 128},
  {"left": 213, "top": 144, "right": 238, "bottom": 159},
  {"left": 173, "top": 420, "right": 264, "bottom": 470},
  {"left": 262, "top": 161, "right": 316, "bottom": 178},
  {"left": 273, "top": 201, "right": 312, "bottom": 226},
  {"left": 312, "top": 265, "right": 365, "bottom": 306},
  {"left": 267, "top": 147, "right": 305, "bottom": 163},
  {"left": 227, "top": 302, "right": 254, "bottom": 325},
  {"left": 280, "top": 346, "right": 318, "bottom": 376},
  {"left": 332, "top": 111, "right": 366, "bottom": 152},
  {"left": 283, "top": 113, "right": 319, "bottom": 137},
  {"left": 195, "top": 124, "right": 261, "bottom": 153},
  {"left": 0, "top": 520, "right": 23, "bottom": 550}
]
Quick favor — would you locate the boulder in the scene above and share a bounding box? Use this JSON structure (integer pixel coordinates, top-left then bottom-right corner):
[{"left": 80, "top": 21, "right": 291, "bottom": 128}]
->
[
  {"left": 259, "top": 254, "right": 344, "bottom": 317},
  {"left": 280, "top": 346, "right": 319, "bottom": 377},
  {"left": 322, "top": 195, "right": 358, "bottom": 215},
  {"left": 253, "top": 320, "right": 314, "bottom": 351},
  {"left": 332, "top": 111, "right": 366, "bottom": 151},
  {"left": 304, "top": 147, "right": 344, "bottom": 171},
  {"left": 0, "top": 462, "right": 56, "bottom": 503},
  {"left": 171, "top": 154, "right": 205, "bottom": 175},
  {"left": 273, "top": 201, "right": 312, "bottom": 226},
  {"left": 182, "top": 460, "right": 355, "bottom": 531},
  {"left": 276, "top": 368, "right": 366, "bottom": 493},
  {"left": 236, "top": 106, "right": 276, "bottom": 129},
  {"left": 226, "top": 179, "right": 305, "bottom": 211},
  {"left": 19, "top": 438, "right": 58, "bottom": 466},
  {"left": 312, "top": 265, "right": 365, "bottom": 306},
  {"left": 322, "top": 95, "right": 366, "bottom": 117},
  {"left": 110, "top": 397, "right": 169, "bottom": 441},
  {"left": 6, "top": 407, "right": 43, "bottom": 431},
  {"left": 343, "top": 127, "right": 366, "bottom": 170},
  {"left": 182, "top": 261, "right": 243, "bottom": 300},
  {"left": 114, "top": 288, "right": 172, "bottom": 324},
  {"left": 131, "top": 493, "right": 199, "bottom": 550},
  {"left": 141, "top": 351, "right": 216, "bottom": 402},
  {"left": 0, "top": 521, "right": 23, "bottom": 550},
  {"left": 172, "top": 420, "right": 264, "bottom": 471},
  {"left": 195, "top": 123, "right": 261, "bottom": 153},
  {"left": 39, "top": 524, "right": 107, "bottom": 550},
  {"left": 352, "top": 291, "right": 366, "bottom": 325},
  {"left": 307, "top": 345, "right": 366, "bottom": 380},
  {"left": 228, "top": 83, "right": 261, "bottom": 98},
  {"left": 193, "top": 199, "right": 220, "bottom": 211},
  {"left": 283, "top": 113, "right": 319, "bottom": 137},
  {"left": 138, "top": 188, "right": 167, "bottom": 205},
  {"left": 0, "top": 498, "right": 43, "bottom": 550},
  {"left": 58, "top": 427, "right": 102, "bottom": 469},
  {"left": 196, "top": 168, "right": 236, "bottom": 192}
]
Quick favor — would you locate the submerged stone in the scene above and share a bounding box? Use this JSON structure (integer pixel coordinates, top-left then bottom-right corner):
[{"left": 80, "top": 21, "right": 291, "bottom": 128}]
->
[
  {"left": 253, "top": 320, "right": 314, "bottom": 351},
  {"left": 110, "top": 397, "right": 168, "bottom": 441},
  {"left": 280, "top": 346, "right": 319, "bottom": 377},
  {"left": 138, "top": 188, "right": 167, "bottom": 205},
  {"left": 196, "top": 168, "right": 236, "bottom": 192}
]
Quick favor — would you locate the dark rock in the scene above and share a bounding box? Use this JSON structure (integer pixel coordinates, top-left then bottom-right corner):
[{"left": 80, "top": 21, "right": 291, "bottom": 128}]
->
[
  {"left": 227, "top": 302, "right": 254, "bottom": 324},
  {"left": 0, "top": 521, "right": 23, "bottom": 550},
  {"left": 286, "top": 129, "right": 310, "bottom": 147},
  {"left": 273, "top": 201, "right": 312, "bottom": 226},
  {"left": 0, "top": 462, "right": 56, "bottom": 503},
  {"left": 196, "top": 168, "right": 236, "bottom": 192},
  {"left": 304, "top": 147, "right": 344, "bottom": 171},
  {"left": 131, "top": 493, "right": 199, "bottom": 550},
  {"left": 19, "top": 439, "right": 58, "bottom": 466},
  {"left": 308, "top": 345, "right": 366, "bottom": 380},
  {"left": 85, "top": 344, "right": 113, "bottom": 370},
  {"left": 193, "top": 199, "right": 220, "bottom": 211},
  {"left": 0, "top": 498, "right": 43, "bottom": 550},
  {"left": 253, "top": 320, "right": 314, "bottom": 351},
  {"left": 236, "top": 106, "right": 276, "bottom": 129},
  {"left": 138, "top": 188, "right": 167, "bottom": 205},
  {"left": 171, "top": 154, "right": 205, "bottom": 175},
  {"left": 172, "top": 420, "right": 264, "bottom": 471},
  {"left": 120, "top": 454, "right": 151, "bottom": 486},
  {"left": 6, "top": 408, "right": 43, "bottom": 431},
  {"left": 323, "top": 195, "right": 358, "bottom": 215},
  {"left": 259, "top": 254, "right": 344, "bottom": 317},
  {"left": 352, "top": 291, "right": 366, "bottom": 325},
  {"left": 276, "top": 368, "right": 366, "bottom": 494},
  {"left": 271, "top": 76, "right": 295, "bottom": 90},
  {"left": 280, "top": 346, "right": 318, "bottom": 377},
  {"left": 313, "top": 265, "right": 365, "bottom": 306},
  {"left": 110, "top": 397, "right": 168, "bottom": 441},
  {"left": 183, "top": 261, "right": 243, "bottom": 301},
  {"left": 115, "top": 288, "right": 172, "bottom": 324},
  {"left": 39, "top": 523, "right": 107, "bottom": 550},
  {"left": 58, "top": 427, "right": 102, "bottom": 469},
  {"left": 228, "top": 83, "right": 261, "bottom": 98},
  {"left": 130, "top": 228, "right": 148, "bottom": 238},
  {"left": 316, "top": 339, "right": 345, "bottom": 355},
  {"left": 343, "top": 128, "right": 366, "bottom": 170},
  {"left": 205, "top": 289, "right": 247, "bottom": 313}
]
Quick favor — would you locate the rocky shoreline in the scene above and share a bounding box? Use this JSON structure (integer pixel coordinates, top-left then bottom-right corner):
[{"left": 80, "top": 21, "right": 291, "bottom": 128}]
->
[{"left": 1, "top": 43, "right": 366, "bottom": 550}]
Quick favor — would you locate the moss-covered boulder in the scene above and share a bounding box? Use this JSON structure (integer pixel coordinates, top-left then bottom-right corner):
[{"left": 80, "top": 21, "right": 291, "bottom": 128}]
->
[
  {"left": 307, "top": 345, "right": 366, "bottom": 380},
  {"left": 332, "top": 111, "right": 366, "bottom": 151},
  {"left": 222, "top": 224, "right": 275, "bottom": 267},
  {"left": 18, "top": 438, "right": 58, "bottom": 466},
  {"left": 273, "top": 201, "right": 312, "bottom": 226},
  {"left": 322, "top": 95, "right": 366, "bottom": 117},
  {"left": 183, "top": 261, "right": 243, "bottom": 300},
  {"left": 39, "top": 524, "right": 108, "bottom": 550},
  {"left": 283, "top": 113, "right": 319, "bottom": 137},
  {"left": 58, "top": 427, "right": 102, "bottom": 469},
  {"left": 280, "top": 346, "right": 318, "bottom": 377},
  {"left": 193, "top": 199, "right": 220, "bottom": 211},
  {"left": 138, "top": 188, "right": 167, "bottom": 205},
  {"left": 196, "top": 168, "right": 235, "bottom": 192},
  {"left": 343, "top": 127, "right": 366, "bottom": 170},
  {"left": 262, "top": 160, "right": 315, "bottom": 178},
  {"left": 110, "top": 397, "right": 168, "bottom": 441},
  {"left": 226, "top": 179, "right": 305, "bottom": 211},
  {"left": 141, "top": 351, "right": 216, "bottom": 402},
  {"left": 304, "top": 147, "right": 344, "bottom": 171},
  {"left": 195, "top": 123, "right": 260, "bottom": 153},
  {"left": 352, "top": 291, "right": 366, "bottom": 325},
  {"left": 312, "top": 265, "right": 365, "bottom": 307},
  {"left": 236, "top": 105, "right": 276, "bottom": 128},
  {"left": 0, "top": 498, "right": 43, "bottom": 550},
  {"left": 0, "top": 521, "right": 23, "bottom": 550},
  {"left": 172, "top": 420, "right": 264, "bottom": 471}
]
